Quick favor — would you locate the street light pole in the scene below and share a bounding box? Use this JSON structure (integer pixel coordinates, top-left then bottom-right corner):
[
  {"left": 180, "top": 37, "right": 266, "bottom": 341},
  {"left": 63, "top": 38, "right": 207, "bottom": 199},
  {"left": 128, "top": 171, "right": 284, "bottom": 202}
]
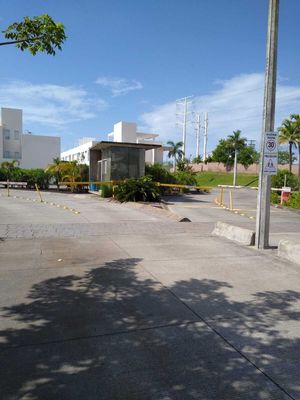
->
[{"left": 256, "top": 0, "right": 280, "bottom": 249}]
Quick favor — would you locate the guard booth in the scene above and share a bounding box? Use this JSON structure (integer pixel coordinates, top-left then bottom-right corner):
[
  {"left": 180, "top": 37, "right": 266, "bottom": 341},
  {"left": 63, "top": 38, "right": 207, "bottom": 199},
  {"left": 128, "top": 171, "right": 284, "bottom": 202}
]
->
[{"left": 89, "top": 141, "right": 162, "bottom": 184}]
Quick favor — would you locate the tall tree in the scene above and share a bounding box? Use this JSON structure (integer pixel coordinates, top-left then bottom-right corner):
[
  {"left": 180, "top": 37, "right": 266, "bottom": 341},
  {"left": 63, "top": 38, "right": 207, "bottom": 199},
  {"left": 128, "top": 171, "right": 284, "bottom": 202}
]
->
[
  {"left": 290, "top": 114, "right": 300, "bottom": 176},
  {"left": 167, "top": 141, "right": 184, "bottom": 170},
  {"left": 1, "top": 14, "right": 66, "bottom": 55},
  {"left": 279, "top": 118, "right": 298, "bottom": 173},
  {"left": 227, "top": 130, "right": 247, "bottom": 186}
]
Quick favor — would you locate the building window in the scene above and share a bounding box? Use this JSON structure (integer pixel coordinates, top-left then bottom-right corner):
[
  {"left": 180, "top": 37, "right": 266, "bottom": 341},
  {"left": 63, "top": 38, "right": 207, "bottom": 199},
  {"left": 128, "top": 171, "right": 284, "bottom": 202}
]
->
[
  {"left": 14, "top": 152, "right": 20, "bottom": 159},
  {"left": 14, "top": 130, "right": 20, "bottom": 140},
  {"left": 4, "top": 151, "right": 10, "bottom": 158},
  {"left": 4, "top": 128, "right": 10, "bottom": 139}
]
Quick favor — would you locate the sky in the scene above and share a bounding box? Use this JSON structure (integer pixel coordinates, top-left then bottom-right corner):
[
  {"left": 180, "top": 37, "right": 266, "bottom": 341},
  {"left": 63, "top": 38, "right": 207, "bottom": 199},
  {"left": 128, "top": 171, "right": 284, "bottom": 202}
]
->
[{"left": 1, "top": 0, "right": 300, "bottom": 157}]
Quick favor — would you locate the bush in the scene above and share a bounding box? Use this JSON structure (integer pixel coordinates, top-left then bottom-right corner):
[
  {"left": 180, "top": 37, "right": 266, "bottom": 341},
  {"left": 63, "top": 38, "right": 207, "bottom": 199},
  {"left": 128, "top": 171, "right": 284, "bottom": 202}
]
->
[
  {"left": 271, "top": 170, "right": 299, "bottom": 190},
  {"left": 100, "top": 184, "right": 113, "bottom": 198},
  {"left": 173, "top": 171, "right": 197, "bottom": 186},
  {"left": 145, "top": 163, "right": 175, "bottom": 184},
  {"left": 114, "top": 176, "right": 160, "bottom": 203},
  {"left": 0, "top": 167, "right": 50, "bottom": 189},
  {"left": 286, "top": 192, "right": 300, "bottom": 209},
  {"left": 270, "top": 191, "right": 280, "bottom": 204}
]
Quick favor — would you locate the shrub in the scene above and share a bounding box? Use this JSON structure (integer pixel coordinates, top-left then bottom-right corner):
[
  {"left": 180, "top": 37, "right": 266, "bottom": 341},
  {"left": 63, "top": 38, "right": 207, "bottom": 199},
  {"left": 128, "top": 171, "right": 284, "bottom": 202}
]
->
[
  {"left": 286, "top": 192, "right": 300, "bottom": 209},
  {"left": 0, "top": 167, "right": 50, "bottom": 189},
  {"left": 24, "top": 169, "right": 51, "bottom": 189},
  {"left": 270, "top": 191, "right": 280, "bottom": 204},
  {"left": 192, "top": 155, "right": 202, "bottom": 164},
  {"left": 114, "top": 176, "right": 160, "bottom": 203},
  {"left": 271, "top": 170, "right": 299, "bottom": 190},
  {"left": 173, "top": 171, "right": 197, "bottom": 186},
  {"left": 177, "top": 158, "right": 193, "bottom": 172},
  {"left": 145, "top": 163, "right": 175, "bottom": 184},
  {"left": 100, "top": 184, "right": 113, "bottom": 198}
]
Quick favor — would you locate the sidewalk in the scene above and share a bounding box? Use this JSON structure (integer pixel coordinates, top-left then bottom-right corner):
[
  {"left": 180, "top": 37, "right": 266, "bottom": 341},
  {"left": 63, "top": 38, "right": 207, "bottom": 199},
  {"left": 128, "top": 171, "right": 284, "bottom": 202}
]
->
[{"left": 0, "top": 191, "right": 299, "bottom": 399}]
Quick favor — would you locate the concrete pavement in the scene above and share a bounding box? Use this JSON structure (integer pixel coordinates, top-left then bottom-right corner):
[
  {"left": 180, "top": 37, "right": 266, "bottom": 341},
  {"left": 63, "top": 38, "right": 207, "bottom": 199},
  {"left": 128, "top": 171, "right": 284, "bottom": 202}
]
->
[
  {"left": 165, "top": 188, "right": 300, "bottom": 246},
  {"left": 0, "top": 189, "right": 299, "bottom": 399}
]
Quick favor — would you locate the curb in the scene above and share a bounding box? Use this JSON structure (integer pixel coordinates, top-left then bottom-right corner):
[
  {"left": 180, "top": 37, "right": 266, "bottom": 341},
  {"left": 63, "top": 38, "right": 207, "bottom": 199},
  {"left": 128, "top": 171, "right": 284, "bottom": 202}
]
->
[
  {"left": 278, "top": 240, "right": 300, "bottom": 266},
  {"left": 212, "top": 221, "right": 255, "bottom": 246}
]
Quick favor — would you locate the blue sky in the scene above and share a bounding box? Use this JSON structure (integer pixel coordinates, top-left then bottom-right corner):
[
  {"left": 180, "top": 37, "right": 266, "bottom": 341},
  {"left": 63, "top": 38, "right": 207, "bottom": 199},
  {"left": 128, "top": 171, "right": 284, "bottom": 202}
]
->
[{"left": 1, "top": 0, "right": 300, "bottom": 156}]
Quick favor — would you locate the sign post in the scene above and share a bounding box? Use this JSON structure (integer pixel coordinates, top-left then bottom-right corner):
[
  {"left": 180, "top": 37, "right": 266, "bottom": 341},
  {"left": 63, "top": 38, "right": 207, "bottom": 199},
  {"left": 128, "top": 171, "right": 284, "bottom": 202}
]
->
[
  {"left": 256, "top": 0, "right": 280, "bottom": 249},
  {"left": 263, "top": 132, "right": 278, "bottom": 175}
]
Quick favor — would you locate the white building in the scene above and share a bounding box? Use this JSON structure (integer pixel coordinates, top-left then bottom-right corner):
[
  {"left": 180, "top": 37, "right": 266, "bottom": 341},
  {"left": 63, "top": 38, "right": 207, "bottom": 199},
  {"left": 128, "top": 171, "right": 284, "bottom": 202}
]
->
[
  {"left": 61, "top": 121, "right": 168, "bottom": 166},
  {"left": 108, "top": 121, "right": 167, "bottom": 164},
  {"left": 0, "top": 107, "right": 60, "bottom": 169},
  {"left": 61, "top": 137, "right": 97, "bottom": 165}
]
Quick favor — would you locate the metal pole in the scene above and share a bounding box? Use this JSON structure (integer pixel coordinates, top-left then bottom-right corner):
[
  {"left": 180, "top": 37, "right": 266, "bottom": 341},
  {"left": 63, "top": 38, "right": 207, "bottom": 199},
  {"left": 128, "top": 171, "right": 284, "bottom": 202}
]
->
[
  {"left": 203, "top": 112, "right": 208, "bottom": 161},
  {"left": 233, "top": 150, "right": 238, "bottom": 186},
  {"left": 196, "top": 114, "right": 200, "bottom": 158},
  {"left": 182, "top": 97, "right": 187, "bottom": 155},
  {"left": 35, "top": 184, "right": 43, "bottom": 203},
  {"left": 220, "top": 187, "right": 223, "bottom": 207},
  {"left": 256, "top": 0, "right": 280, "bottom": 249}
]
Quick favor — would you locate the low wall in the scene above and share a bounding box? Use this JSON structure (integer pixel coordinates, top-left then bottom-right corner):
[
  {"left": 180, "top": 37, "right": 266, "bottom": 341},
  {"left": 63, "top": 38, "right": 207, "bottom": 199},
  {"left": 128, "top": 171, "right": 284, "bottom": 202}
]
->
[{"left": 191, "top": 162, "right": 299, "bottom": 175}]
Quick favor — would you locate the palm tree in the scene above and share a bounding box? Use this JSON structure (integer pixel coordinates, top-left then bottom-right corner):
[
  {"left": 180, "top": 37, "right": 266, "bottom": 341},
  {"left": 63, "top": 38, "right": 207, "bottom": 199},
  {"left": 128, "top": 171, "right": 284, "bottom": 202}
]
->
[
  {"left": 45, "top": 158, "right": 65, "bottom": 190},
  {"left": 278, "top": 118, "right": 298, "bottom": 173},
  {"left": 61, "top": 161, "right": 81, "bottom": 192},
  {"left": 0, "top": 159, "right": 20, "bottom": 180},
  {"left": 167, "top": 141, "right": 184, "bottom": 170},
  {"left": 227, "top": 130, "right": 246, "bottom": 186},
  {"left": 290, "top": 114, "right": 300, "bottom": 176}
]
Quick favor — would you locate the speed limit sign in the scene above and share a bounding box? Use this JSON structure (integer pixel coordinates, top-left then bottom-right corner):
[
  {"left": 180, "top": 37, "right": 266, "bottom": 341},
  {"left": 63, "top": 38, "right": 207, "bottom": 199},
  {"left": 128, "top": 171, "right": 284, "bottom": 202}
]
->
[
  {"left": 263, "top": 132, "right": 278, "bottom": 175},
  {"left": 265, "top": 133, "right": 278, "bottom": 153}
]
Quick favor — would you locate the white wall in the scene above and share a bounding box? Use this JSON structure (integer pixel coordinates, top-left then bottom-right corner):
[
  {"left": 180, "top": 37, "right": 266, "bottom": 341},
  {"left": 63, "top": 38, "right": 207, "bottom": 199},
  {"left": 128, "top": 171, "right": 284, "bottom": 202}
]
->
[
  {"left": 61, "top": 141, "right": 97, "bottom": 165},
  {"left": 1, "top": 108, "right": 22, "bottom": 161},
  {"left": 113, "top": 121, "right": 137, "bottom": 143},
  {"left": 21, "top": 134, "right": 60, "bottom": 169}
]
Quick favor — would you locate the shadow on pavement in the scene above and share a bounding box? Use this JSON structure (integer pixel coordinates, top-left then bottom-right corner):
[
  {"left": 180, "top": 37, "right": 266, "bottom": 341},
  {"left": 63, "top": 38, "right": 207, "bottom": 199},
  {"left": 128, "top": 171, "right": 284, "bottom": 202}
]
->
[{"left": 0, "top": 258, "right": 299, "bottom": 399}]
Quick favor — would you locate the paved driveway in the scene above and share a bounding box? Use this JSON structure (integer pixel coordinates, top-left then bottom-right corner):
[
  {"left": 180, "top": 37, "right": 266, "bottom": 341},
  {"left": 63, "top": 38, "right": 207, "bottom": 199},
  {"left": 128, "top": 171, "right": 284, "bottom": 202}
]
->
[
  {"left": 165, "top": 188, "right": 300, "bottom": 246},
  {"left": 0, "top": 189, "right": 299, "bottom": 399}
]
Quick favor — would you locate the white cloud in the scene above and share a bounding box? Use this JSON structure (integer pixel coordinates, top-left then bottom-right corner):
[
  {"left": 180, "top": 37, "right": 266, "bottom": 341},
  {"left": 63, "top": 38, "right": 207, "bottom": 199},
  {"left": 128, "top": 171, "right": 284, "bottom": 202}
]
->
[
  {"left": 95, "top": 76, "right": 143, "bottom": 97},
  {"left": 0, "top": 80, "right": 107, "bottom": 128},
  {"left": 140, "top": 73, "right": 300, "bottom": 156}
]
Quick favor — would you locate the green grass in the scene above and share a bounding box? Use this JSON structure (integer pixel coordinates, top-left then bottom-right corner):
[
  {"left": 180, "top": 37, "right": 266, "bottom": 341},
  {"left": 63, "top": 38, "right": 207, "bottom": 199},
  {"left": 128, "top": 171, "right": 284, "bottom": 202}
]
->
[{"left": 195, "top": 171, "right": 259, "bottom": 187}]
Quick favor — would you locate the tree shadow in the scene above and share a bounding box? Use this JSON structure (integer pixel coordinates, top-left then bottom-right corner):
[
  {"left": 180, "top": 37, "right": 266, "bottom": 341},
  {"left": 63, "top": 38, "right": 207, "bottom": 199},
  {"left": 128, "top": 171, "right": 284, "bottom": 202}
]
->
[{"left": 0, "top": 258, "right": 299, "bottom": 399}]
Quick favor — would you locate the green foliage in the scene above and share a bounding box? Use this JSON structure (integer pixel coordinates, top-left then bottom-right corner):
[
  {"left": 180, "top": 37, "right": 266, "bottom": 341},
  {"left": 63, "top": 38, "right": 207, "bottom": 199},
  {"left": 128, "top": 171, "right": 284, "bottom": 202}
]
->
[
  {"left": 271, "top": 170, "right": 300, "bottom": 190},
  {"left": 100, "top": 184, "right": 113, "bottom": 198},
  {"left": 212, "top": 136, "right": 258, "bottom": 168},
  {"left": 195, "top": 171, "right": 258, "bottom": 187},
  {"left": 167, "top": 141, "right": 184, "bottom": 169},
  {"left": 278, "top": 150, "right": 296, "bottom": 165},
  {"left": 114, "top": 176, "right": 160, "bottom": 203},
  {"left": 0, "top": 167, "right": 50, "bottom": 189},
  {"left": 287, "top": 192, "right": 300, "bottom": 209},
  {"left": 145, "top": 163, "right": 175, "bottom": 184},
  {"left": 24, "top": 169, "right": 51, "bottom": 189},
  {"left": 212, "top": 139, "right": 234, "bottom": 165},
  {"left": 2, "top": 14, "right": 66, "bottom": 55},
  {"left": 177, "top": 158, "right": 193, "bottom": 172},
  {"left": 238, "top": 146, "right": 259, "bottom": 168},
  {"left": 192, "top": 155, "right": 202, "bottom": 164},
  {"left": 270, "top": 191, "right": 280, "bottom": 205},
  {"left": 173, "top": 171, "right": 197, "bottom": 186}
]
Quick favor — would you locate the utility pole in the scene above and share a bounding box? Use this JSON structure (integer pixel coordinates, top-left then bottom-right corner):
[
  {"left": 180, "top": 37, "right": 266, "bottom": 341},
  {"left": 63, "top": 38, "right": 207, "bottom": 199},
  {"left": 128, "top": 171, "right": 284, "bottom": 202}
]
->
[
  {"left": 203, "top": 112, "right": 208, "bottom": 161},
  {"left": 176, "top": 96, "right": 193, "bottom": 156},
  {"left": 256, "top": 0, "right": 280, "bottom": 249},
  {"left": 193, "top": 113, "right": 201, "bottom": 158}
]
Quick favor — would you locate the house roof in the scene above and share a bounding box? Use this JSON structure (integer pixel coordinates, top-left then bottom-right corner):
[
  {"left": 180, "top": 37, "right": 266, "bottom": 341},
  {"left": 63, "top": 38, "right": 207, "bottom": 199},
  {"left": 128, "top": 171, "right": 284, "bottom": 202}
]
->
[{"left": 90, "top": 141, "right": 162, "bottom": 151}]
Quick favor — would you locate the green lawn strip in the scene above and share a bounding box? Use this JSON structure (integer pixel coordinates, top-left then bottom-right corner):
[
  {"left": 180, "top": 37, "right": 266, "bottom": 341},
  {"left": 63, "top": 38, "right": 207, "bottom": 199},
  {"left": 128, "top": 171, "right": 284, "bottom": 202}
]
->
[{"left": 195, "top": 171, "right": 259, "bottom": 187}]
